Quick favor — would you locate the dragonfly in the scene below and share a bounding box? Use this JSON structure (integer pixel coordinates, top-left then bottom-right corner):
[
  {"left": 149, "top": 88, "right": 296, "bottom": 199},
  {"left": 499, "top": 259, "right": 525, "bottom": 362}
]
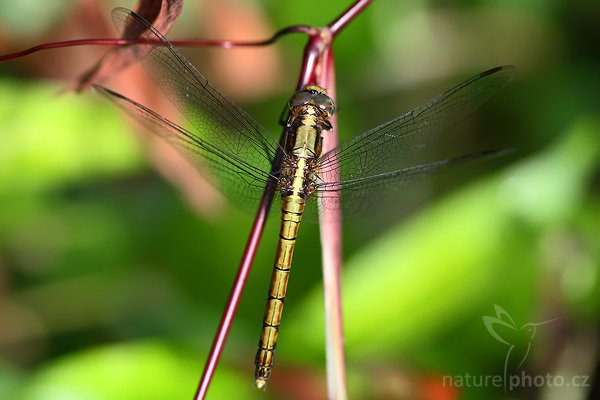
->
[{"left": 95, "top": 7, "right": 516, "bottom": 390}]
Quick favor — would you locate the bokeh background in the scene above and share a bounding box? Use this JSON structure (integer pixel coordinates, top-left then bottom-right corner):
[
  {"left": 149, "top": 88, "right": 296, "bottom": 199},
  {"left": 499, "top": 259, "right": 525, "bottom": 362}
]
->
[{"left": 1, "top": 0, "right": 599, "bottom": 399}]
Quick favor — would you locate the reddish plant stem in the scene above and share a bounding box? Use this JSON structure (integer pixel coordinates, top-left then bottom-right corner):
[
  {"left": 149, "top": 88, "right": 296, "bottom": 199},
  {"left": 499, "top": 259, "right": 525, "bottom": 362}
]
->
[
  {"left": 0, "top": 39, "right": 129, "bottom": 62},
  {"left": 296, "top": 33, "right": 327, "bottom": 88},
  {"left": 328, "top": 0, "right": 373, "bottom": 37},
  {"left": 295, "top": 19, "right": 348, "bottom": 400},
  {"left": 0, "top": 25, "right": 313, "bottom": 63},
  {"left": 194, "top": 181, "right": 277, "bottom": 400},
  {"left": 317, "top": 49, "right": 347, "bottom": 400},
  {"left": 300, "top": 29, "right": 348, "bottom": 399}
]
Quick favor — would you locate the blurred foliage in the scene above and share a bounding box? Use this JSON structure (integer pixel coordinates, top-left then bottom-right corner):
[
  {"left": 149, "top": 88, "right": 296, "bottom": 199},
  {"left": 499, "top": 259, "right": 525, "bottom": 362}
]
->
[{"left": 1, "top": 1, "right": 599, "bottom": 400}]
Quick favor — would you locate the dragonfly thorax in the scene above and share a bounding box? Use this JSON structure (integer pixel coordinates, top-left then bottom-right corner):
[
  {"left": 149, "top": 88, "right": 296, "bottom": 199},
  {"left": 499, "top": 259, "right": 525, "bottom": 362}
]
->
[
  {"left": 278, "top": 156, "right": 319, "bottom": 198},
  {"left": 279, "top": 85, "right": 333, "bottom": 199},
  {"left": 284, "top": 85, "right": 334, "bottom": 160}
]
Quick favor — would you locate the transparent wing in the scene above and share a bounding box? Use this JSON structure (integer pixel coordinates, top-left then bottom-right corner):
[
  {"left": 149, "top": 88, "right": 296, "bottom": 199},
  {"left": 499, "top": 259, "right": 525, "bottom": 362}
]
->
[
  {"left": 101, "top": 8, "right": 282, "bottom": 209},
  {"left": 314, "top": 65, "right": 516, "bottom": 214},
  {"left": 314, "top": 149, "right": 507, "bottom": 215},
  {"left": 96, "top": 86, "right": 277, "bottom": 209}
]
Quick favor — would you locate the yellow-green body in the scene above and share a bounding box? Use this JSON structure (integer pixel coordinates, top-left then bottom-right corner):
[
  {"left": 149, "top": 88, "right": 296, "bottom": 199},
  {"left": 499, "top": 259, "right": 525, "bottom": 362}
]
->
[{"left": 255, "top": 85, "right": 333, "bottom": 389}]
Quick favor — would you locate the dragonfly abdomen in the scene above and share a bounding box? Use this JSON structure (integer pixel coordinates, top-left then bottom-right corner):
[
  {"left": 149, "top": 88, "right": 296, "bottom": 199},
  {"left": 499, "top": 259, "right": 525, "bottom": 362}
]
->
[{"left": 255, "top": 194, "right": 305, "bottom": 389}]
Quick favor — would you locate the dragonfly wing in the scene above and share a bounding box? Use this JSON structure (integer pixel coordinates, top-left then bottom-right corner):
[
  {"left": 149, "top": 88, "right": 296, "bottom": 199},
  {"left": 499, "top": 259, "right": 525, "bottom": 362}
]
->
[
  {"left": 107, "top": 9, "right": 281, "bottom": 195},
  {"left": 314, "top": 66, "right": 516, "bottom": 215},
  {"left": 318, "top": 66, "right": 516, "bottom": 177},
  {"left": 96, "top": 86, "right": 276, "bottom": 210},
  {"left": 315, "top": 149, "right": 507, "bottom": 214}
]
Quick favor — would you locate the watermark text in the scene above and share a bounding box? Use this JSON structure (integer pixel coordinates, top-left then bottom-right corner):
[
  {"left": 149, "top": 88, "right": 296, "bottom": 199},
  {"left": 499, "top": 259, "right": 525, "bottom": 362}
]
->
[{"left": 443, "top": 371, "right": 590, "bottom": 391}]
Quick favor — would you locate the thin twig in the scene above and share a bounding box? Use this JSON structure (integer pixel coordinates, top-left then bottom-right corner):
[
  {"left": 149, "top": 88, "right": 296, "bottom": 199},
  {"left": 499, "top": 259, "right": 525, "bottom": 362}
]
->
[
  {"left": 0, "top": 25, "right": 313, "bottom": 63},
  {"left": 194, "top": 181, "right": 277, "bottom": 400},
  {"left": 293, "top": 1, "right": 373, "bottom": 398},
  {"left": 296, "top": 27, "right": 349, "bottom": 399},
  {"left": 317, "top": 48, "right": 347, "bottom": 400},
  {"left": 328, "top": 0, "right": 373, "bottom": 37}
]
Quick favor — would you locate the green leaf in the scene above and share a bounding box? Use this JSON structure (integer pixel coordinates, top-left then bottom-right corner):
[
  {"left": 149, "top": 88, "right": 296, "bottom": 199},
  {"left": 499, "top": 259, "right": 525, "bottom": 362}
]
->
[
  {"left": 17, "top": 341, "right": 261, "bottom": 400},
  {"left": 0, "top": 80, "right": 143, "bottom": 198}
]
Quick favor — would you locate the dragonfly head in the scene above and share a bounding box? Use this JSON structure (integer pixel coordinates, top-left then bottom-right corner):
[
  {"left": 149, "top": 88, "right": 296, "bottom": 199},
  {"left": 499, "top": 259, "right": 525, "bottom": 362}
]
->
[{"left": 289, "top": 85, "right": 335, "bottom": 118}]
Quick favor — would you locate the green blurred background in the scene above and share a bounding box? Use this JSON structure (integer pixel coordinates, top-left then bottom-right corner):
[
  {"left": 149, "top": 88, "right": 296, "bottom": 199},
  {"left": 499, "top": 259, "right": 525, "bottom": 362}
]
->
[{"left": 1, "top": 0, "right": 599, "bottom": 399}]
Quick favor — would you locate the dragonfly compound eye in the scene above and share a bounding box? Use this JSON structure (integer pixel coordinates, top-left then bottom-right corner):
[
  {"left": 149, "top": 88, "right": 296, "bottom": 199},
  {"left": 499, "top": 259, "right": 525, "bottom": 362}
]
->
[
  {"left": 289, "top": 91, "right": 312, "bottom": 107},
  {"left": 314, "top": 94, "right": 335, "bottom": 117}
]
